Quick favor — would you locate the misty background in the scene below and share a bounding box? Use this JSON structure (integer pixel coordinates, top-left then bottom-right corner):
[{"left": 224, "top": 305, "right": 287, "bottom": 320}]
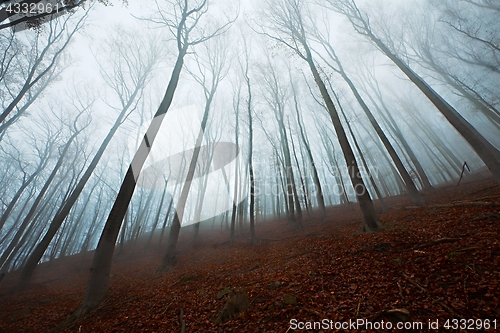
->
[{"left": 0, "top": 0, "right": 498, "bottom": 274}]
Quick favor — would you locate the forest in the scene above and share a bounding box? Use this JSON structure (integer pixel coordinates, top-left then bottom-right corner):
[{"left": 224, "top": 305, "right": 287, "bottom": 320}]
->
[{"left": 0, "top": 0, "right": 499, "bottom": 331}]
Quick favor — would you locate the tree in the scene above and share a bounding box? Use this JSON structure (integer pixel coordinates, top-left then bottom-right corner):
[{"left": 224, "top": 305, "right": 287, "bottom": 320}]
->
[
  {"left": 0, "top": 7, "right": 89, "bottom": 136},
  {"left": 160, "top": 32, "right": 231, "bottom": 271},
  {"left": 229, "top": 79, "right": 241, "bottom": 243},
  {"left": 258, "top": 58, "right": 302, "bottom": 227},
  {"left": 71, "top": 0, "right": 233, "bottom": 318},
  {"left": 406, "top": 4, "right": 500, "bottom": 132},
  {"left": 331, "top": 88, "right": 389, "bottom": 212},
  {"left": 241, "top": 37, "right": 257, "bottom": 244},
  {"left": 16, "top": 28, "right": 162, "bottom": 286},
  {"left": 0, "top": 0, "right": 108, "bottom": 31},
  {"left": 355, "top": 66, "right": 435, "bottom": 190},
  {"left": 326, "top": 0, "right": 500, "bottom": 184},
  {"left": 458, "top": 0, "right": 500, "bottom": 12},
  {"left": 289, "top": 74, "right": 326, "bottom": 218},
  {"left": 258, "top": 0, "right": 381, "bottom": 231},
  {"left": 0, "top": 104, "right": 91, "bottom": 274},
  {"left": 0, "top": 130, "right": 55, "bottom": 231},
  {"left": 315, "top": 36, "right": 425, "bottom": 205}
]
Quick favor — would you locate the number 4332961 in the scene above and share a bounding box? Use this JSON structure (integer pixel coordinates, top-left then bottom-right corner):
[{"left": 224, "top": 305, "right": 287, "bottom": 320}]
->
[
  {"left": 5, "top": 2, "right": 61, "bottom": 15},
  {"left": 444, "top": 319, "right": 497, "bottom": 330}
]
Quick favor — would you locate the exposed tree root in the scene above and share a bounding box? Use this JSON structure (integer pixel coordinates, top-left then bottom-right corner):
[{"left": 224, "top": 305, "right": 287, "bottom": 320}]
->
[{"left": 55, "top": 297, "right": 111, "bottom": 332}]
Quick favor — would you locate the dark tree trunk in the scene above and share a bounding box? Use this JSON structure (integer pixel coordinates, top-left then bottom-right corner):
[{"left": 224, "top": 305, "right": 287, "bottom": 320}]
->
[
  {"left": 159, "top": 88, "right": 215, "bottom": 271},
  {"left": 305, "top": 50, "right": 381, "bottom": 231},
  {"left": 322, "top": 49, "right": 425, "bottom": 206},
  {"left": 71, "top": 46, "right": 188, "bottom": 318},
  {"left": 292, "top": 88, "right": 326, "bottom": 218},
  {"left": 366, "top": 29, "right": 500, "bottom": 183},
  {"left": 333, "top": 89, "right": 389, "bottom": 212},
  {"left": 17, "top": 74, "right": 148, "bottom": 286}
]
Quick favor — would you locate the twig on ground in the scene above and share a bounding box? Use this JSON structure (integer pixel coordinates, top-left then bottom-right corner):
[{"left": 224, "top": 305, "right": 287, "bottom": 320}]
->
[
  {"left": 160, "top": 302, "right": 172, "bottom": 316},
  {"left": 397, "top": 282, "right": 405, "bottom": 305},
  {"left": 302, "top": 307, "right": 327, "bottom": 319},
  {"left": 406, "top": 202, "right": 500, "bottom": 209},
  {"left": 402, "top": 273, "right": 462, "bottom": 318},
  {"left": 284, "top": 251, "right": 313, "bottom": 260},
  {"left": 355, "top": 297, "right": 364, "bottom": 317},
  {"left": 455, "top": 247, "right": 478, "bottom": 252},
  {"left": 180, "top": 308, "right": 185, "bottom": 333},
  {"left": 412, "top": 238, "right": 462, "bottom": 250}
]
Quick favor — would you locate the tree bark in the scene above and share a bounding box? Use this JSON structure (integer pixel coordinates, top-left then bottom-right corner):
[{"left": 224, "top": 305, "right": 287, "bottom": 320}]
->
[
  {"left": 71, "top": 45, "right": 187, "bottom": 317},
  {"left": 306, "top": 54, "right": 380, "bottom": 231},
  {"left": 365, "top": 29, "right": 500, "bottom": 183}
]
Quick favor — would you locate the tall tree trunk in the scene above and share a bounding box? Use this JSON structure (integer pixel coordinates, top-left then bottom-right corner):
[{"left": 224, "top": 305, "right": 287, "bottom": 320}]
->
[
  {"left": 230, "top": 97, "right": 240, "bottom": 244},
  {"left": 333, "top": 90, "right": 389, "bottom": 212},
  {"left": 146, "top": 183, "right": 168, "bottom": 248},
  {"left": 366, "top": 29, "right": 500, "bottom": 183},
  {"left": 289, "top": 127, "right": 310, "bottom": 216},
  {"left": 159, "top": 92, "right": 213, "bottom": 271},
  {"left": 359, "top": 75, "right": 435, "bottom": 190},
  {"left": 0, "top": 166, "right": 43, "bottom": 231},
  {"left": 158, "top": 197, "right": 174, "bottom": 247},
  {"left": 243, "top": 65, "right": 256, "bottom": 244},
  {"left": 321, "top": 49, "right": 425, "bottom": 205},
  {"left": 304, "top": 49, "right": 380, "bottom": 231},
  {"left": 71, "top": 46, "right": 188, "bottom": 317},
  {"left": 1, "top": 128, "right": 81, "bottom": 273},
  {"left": 17, "top": 83, "right": 146, "bottom": 286},
  {"left": 292, "top": 89, "right": 326, "bottom": 218}
]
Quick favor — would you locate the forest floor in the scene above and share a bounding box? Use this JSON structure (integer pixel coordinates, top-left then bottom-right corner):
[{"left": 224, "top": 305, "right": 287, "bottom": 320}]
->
[{"left": 0, "top": 176, "right": 499, "bottom": 332}]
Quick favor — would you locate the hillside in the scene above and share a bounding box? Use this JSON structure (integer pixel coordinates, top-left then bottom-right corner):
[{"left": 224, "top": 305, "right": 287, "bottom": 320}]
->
[{"left": 1, "top": 178, "right": 499, "bottom": 332}]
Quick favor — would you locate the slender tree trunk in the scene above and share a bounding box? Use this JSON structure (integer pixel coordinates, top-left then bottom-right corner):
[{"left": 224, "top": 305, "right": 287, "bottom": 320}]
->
[
  {"left": 230, "top": 100, "right": 240, "bottom": 244},
  {"left": 70, "top": 46, "right": 188, "bottom": 317},
  {"left": 305, "top": 52, "right": 380, "bottom": 231},
  {"left": 146, "top": 184, "right": 168, "bottom": 248},
  {"left": 1, "top": 129, "right": 80, "bottom": 272},
  {"left": 0, "top": 171, "right": 39, "bottom": 232},
  {"left": 363, "top": 79, "right": 435, "bottom": 190},
  {"left": 324, "top": 52, "right": 424, "bottom": 205},
  {"left": 290, "top": 128, "right": 310, "bottom": 217},
  {"left": 356, "top": 119, "right": 407, "bottom": 194},
  {"left": 292, "top": 92, "right": 326, "bottom": 218},
  {"left": 159, "top": 87, "right": 215, "bottom": 271},
  {"left": 245, "top": 64, "right": 256, "bottom": 243},
  {"left": 334, "top": 91, "right": 388, "bottom": 212},
  {"left": 17, "top": 70, "right": 151, "bottom": 285},
  {"left": 316, "top": 120, "right": 351, "bottom": 205},
  {"left": 158, "top": 197, "right": 174, "bottom": 247},
  {"left": 367, "top": 32, "right": 500, "bottom": 183}
]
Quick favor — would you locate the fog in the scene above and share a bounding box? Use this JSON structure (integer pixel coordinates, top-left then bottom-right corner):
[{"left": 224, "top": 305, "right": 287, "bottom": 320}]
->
[{"left": 0, "top": 0, "right": 499, "bottom": 329}]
